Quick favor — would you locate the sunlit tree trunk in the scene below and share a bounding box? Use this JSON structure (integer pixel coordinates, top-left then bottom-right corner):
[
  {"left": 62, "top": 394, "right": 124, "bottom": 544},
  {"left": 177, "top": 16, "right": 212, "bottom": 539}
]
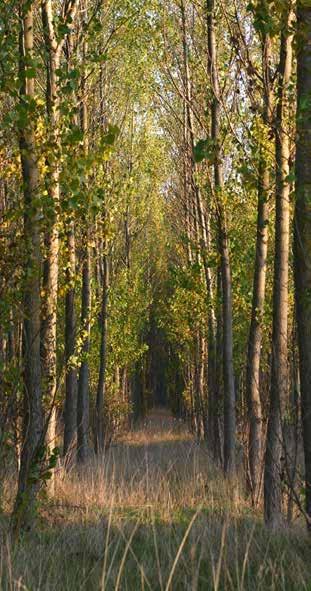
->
[
  {"left": 63, "top": 33, "right": 79, "bottom": 459},
  {"left": 41, "top": 0, "right": 62, "bottom": 494},
  {"left": 77, "top": 55, "right": 91, "bottom": 464},
  {"left": 207, "top": 0, "right": 235, "bottom": 475},
  {"left": 41, "top": 0, "right": 77, "bottom": 488},
  {"left": 246, "top": 31, "right": 273, "bottom": 505},
  {"left": 181, "top": 0, "right": 216, "bottom": 442},
  {"left": 77, "top": 240, "right": 91, "bottom": 463},
  {"left": 12, "top": 2, "right": 43, "bottom": 534},
  {"left": 264, "top": 10, "right": 293, "bottom": 528}
]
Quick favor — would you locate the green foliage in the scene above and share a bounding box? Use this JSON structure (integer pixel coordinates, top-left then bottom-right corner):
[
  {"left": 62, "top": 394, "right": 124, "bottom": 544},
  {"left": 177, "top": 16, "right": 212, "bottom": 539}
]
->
[
  {"left": 246, "top": 0, "right": 288, "bottom": 36},
  {"left": 108, "top": 267, "right": 150, "bottom": 370},
  {"left": 193, "top": 138, "right": 217, "bottom": 164},
  {"left": 162, "top": 262, "right": 207, "bottom": 359}
]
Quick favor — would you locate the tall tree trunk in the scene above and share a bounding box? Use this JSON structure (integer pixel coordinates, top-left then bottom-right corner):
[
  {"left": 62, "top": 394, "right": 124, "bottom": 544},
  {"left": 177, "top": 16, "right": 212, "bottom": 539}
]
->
[
  {"left": 63, "top": 220, "right": 77, "bottom": 456},
  {"left": 41, "top": 1, "right": 62, "bottom": 494},
  {"left": 294, "top": 1, "right": 311, "bottom": 531},
  {"left": 246, "top": 31, "right": 273, "bottom": 504},
  {"left": 12, "top": 2, "right": 43, "bottom": 534},
  {"left": 40, "top": 0, "right": 77, "bottom": 479},
  {"left": 95, "top": 250, "right": 109, "bottom": 454},
  {"left": 207, "top": 0, "right": 235, "bottom": 475},
  {"left": 77, "top": 239, "right": 91, "bottom": 463},
  {"left": 77, "top": 61, "right": 91, "bottom": 464},
  {"left": 214, "top": 267, "right": 224, "bottom": 465},
  {"left": 264, "top": 11, "right": 293, "bottom": 528},
  {"left": 286, "top": 328, "right": 299, "bottom": 524},
  {"left": 203, "top": 210, "right": 219, "bottom": 456},
  {"left": 194, "top": 332, "right": 203, "bottom": 439},
  {"left": 181, "top": 0, "right": 217, "bottom": 443}
]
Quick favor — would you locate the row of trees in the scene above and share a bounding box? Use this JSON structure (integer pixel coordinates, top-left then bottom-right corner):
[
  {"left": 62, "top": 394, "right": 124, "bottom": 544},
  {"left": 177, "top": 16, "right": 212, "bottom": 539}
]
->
[
  {"left": 0, "top": 0, "right": 171, "bottom": 532},
  {"left": 153, "top": 0, "right": 311, "bottom": 530},
  {"left": 0, "top": 0, "right": 310, "bottom": 534}
]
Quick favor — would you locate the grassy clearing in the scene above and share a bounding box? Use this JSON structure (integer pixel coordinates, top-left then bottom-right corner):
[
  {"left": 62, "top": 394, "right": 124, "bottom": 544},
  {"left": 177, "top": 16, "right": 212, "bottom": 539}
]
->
[{"left": 1, "top": 412, "right": 311, "bottom": 590}]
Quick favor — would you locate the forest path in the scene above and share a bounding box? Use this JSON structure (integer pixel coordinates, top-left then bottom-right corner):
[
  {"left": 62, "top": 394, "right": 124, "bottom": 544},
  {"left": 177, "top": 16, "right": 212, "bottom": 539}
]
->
[
  {"left": 54, "top": 407, "right": 214, "bottom": 526},
  {"left": 37, "top": 412, "right": 309, "bottom": 591},
  {"left": 120, "top": 406, "right": 191, "bottom": 444}
]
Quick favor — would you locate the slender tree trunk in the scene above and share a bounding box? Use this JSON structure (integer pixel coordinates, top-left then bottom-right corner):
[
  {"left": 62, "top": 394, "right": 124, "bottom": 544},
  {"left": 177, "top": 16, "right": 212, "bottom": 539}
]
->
[
  {"left": 77, "top": 62, "right": 91, "bottom": 464},
  {"left": 197, "top": 199, "right": 219, "bottom": 454},
  {"left": 200, "top": 209, "right": 220, "bottom": 460},
  {"left": 194, "top": 332, "right": 203, "bottom": 439},
  {"left": 246, "top": 160, "right": 269, "bottom": 502},
  {"left": 294, "top": 1, "right": 311, "bottom": 531},
  {"left": 211, "top": 268, "right": 223, "bottom": 465},
  {"left": 40, "top": 0, "right": 78, "bottom": 478},
  {"left": 12, "top": 2, "right": 43, "bottom": 534},
  {"left": 63, "top": 220, "right": 77, "bottom": 456},
  {"left": 125, "top": 204, "right": 131, "bottom": 271},
  {"left": 246, "top": 32, "right": 273, "bottom": 504},
  {"left": 199, "top": 334, "right": 207, "bottom": 438},
  {"left": 207, "top": 0, "right": 235, "bottom": 475},
  {"left": 195, "top": 185, "right": 217, "bottom": 448},
  {"left": 286, "top": 329, "right": 299, "bottom": 524},
  {"left": 95, "top": 250, "right": 109, "bottom": 454},
  {"left": 264, "top": 12, "right": 293, "bottom": 528},
  {"left": 63, "top": 35, "right": 78, "bottom": 458},
  {"left": 181, "top": 0, "right": 217, "bottom": 444},
  {"left": 77, "top": 239, "right": 91, "bottom": 463},
  {"left": 41, "top": 1, "right": 62, "bottom": 495}
]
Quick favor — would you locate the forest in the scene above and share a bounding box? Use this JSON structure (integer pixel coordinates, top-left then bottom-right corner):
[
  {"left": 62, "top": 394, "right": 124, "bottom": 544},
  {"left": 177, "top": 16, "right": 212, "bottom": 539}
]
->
[{"left": 0, "top": 0, "right": 311, "bottom": 589}]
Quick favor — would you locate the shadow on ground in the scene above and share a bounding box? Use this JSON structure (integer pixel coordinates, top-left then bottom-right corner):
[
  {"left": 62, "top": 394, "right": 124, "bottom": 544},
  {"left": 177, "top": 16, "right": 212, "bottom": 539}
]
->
[{"left": 1, "top": 411, "right": 311, "bottom": 590}]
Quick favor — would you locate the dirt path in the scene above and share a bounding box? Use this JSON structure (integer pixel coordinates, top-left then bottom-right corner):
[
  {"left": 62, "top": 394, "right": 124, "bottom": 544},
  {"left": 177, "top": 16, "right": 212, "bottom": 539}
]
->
[
  {"left": 118, "top": 407, "right": 192, "bottom": 446},
  {"left": 23, "top": 409, "right": 310, "bottom": 591}
]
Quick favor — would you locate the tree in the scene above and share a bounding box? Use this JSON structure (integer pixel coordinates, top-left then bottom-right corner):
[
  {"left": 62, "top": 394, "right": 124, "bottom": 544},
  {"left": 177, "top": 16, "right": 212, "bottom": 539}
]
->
[
  {"left": 63, "top": 218, "right": 77, "bottom": 457},
  {"left": 12, "top": 0, "right": 43, "bottom": 533},
  {"left": 95, "top": 235, "right": 109, "bottom": 453},
  {"left": 264, "top": 5, "right": 294, "bottom": 528},
  {"left": 41, "top": 0, "right": 78, "bottom": 488},
  {"left": 77, "top": 55, "right": 91, "bottom": 463},
  {"left": 294, "top": 0, "right": 311, "bottom": 531},
  {"left": 207, "top": 0, "right": 236, "bottom": 476},
  {"left": 246, "top": 4, "right": 273, "bottom": 505}
]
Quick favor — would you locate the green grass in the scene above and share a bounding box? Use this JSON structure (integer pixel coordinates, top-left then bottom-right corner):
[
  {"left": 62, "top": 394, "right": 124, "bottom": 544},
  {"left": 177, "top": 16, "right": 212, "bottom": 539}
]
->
[
  {"left": 1, "top": 416, "right": 311, "bottom": 590},
  {"left": 1, "top": 510, "right": 310, "bottom": 590}
]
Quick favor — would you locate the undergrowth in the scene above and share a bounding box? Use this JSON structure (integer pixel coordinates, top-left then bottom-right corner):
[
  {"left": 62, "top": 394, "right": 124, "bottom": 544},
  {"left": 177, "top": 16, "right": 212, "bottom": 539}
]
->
[{"left": 1, "top": 413, "right": 310, "bottom": 590}]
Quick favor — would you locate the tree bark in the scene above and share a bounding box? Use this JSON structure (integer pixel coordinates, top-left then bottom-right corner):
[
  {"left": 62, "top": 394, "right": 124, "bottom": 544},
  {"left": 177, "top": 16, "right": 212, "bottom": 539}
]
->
[
  {"left": 246, "top": 31, "right": 273, "bottom": 504},
  {"left": 95, "top": 250, "right": 109, "bottom": 454},
  {"left": 12, "top": 2, "right": 43, "bottom": 534},
  {"left": 77, "top": 62, "right": 91, "bottom": 464},
  {"left": 77, "top": 240, "right": 91, "bottom": 463},
  {"left": 207, "top": 0, "right": 236, "bottom": 475},
  {"left": 40, "top": 0, "right": 78, "bottom": 480},
  {"left": 41, "top": 1, "right": 61, "bottom": 492},
  {"left": 181, "top": 0, "right": 217, "bottom": 444},
  {"left": 63, "top": 220, "right": 77, "bottom": 456},
  {"left": 264, "top": 10, "right": 293, "bottom": 528},
  {"left": 41, "top": 0, "right": 70, "bottom": 491},
  {"left": 294, "top": 1, "right": 311, "bottom": 531}
]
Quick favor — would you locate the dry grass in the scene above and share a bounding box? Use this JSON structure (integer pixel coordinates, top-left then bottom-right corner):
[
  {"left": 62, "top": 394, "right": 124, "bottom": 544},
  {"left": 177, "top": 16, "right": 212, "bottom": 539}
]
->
[{"left": 1, "top": 410, "right": 311, "bottom": 590}]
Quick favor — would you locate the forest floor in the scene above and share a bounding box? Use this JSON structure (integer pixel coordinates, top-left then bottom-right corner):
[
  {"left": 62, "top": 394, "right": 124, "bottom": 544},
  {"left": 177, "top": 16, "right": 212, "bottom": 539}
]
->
[{"left": 1, "top": 409, "right": 311, "bottom": 590}]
